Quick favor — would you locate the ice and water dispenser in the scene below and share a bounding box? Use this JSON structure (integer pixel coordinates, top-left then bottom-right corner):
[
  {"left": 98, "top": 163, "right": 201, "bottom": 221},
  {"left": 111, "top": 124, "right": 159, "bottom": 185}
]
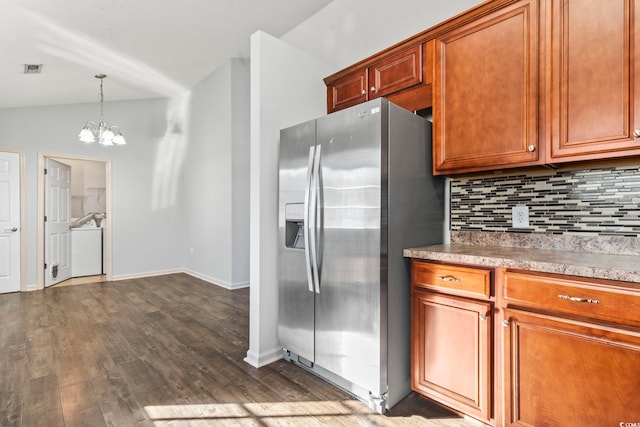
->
[{"left": 284, "top": 203, "right": 305, "bottom": 249}]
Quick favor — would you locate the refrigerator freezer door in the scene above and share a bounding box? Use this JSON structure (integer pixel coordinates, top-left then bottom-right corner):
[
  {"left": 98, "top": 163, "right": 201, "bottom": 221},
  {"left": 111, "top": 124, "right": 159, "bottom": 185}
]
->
[
  {"left": 278, "top": 120, "right": 317, "bottom": 363},
  {"left": 314, "top": 99, "right": 385, "bottom": 396}
]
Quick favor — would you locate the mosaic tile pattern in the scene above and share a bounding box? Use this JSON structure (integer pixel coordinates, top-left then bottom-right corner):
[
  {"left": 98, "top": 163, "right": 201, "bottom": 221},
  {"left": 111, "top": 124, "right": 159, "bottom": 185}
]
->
[{"left": 450, "top": 166, "right": 640, "bottom": 236}]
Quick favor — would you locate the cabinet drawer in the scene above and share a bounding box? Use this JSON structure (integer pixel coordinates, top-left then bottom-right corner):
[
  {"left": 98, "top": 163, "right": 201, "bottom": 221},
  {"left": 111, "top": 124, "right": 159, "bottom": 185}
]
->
[
  {"left": 411, "top": 260, "right": 491, "bottom": 299},
  {"left": 503, "top": 270, "right": 640, "bottom": 327}
]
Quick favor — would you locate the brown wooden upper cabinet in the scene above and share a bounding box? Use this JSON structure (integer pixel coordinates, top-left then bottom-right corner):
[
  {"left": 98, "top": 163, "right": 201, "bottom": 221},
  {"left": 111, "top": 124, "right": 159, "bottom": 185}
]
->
[
  {"left": 433, "top": 0, "right": 640, "bottom": 175},
  {"left": 433, "top": 0, "right": 541, "bottom": 175},
  {"left": 546, "top": 0, "right": 640, "bottom": 163},
  {"left": 325, "top": 68, "right": 368, "bottom": 113},
  {"left": 325, "top": 0, "right": 640, "bottom": 174},
  {"left": 325, "top": 42, "right": 431, "bottom": 113}
]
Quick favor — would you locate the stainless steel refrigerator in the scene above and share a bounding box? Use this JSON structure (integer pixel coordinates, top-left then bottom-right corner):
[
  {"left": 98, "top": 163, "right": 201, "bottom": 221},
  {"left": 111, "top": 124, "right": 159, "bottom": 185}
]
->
[{"left": 277, "top": 98, "right": 444, "bottom": 412}]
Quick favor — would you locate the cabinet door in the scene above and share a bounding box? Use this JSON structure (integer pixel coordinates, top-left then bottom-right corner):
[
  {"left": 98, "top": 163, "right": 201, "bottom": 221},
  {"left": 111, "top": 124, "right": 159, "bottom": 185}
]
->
[
  {"left": 368, "top": 44, "right": 424, "bottom": 100},
  {"left": 547, "top": 0, "right": 640, "bottom": 162},
  {"left": 412, "top": 291, "right": 492, "bottom": 422},
  {"left": 433, "top": 0, "right": 541, "bottom": 175},
  {"left": 327, "top": 68, "right": 367, "bottom": 113},
  {"left": 503, "top": 308, "right": 640, "bottom": 426}
]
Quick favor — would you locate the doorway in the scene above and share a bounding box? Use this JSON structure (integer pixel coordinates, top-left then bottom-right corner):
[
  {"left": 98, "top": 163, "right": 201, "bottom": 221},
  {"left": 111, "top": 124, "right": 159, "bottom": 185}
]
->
[{"left": 37, "top": 153, "right": 112, "bottom": 288}]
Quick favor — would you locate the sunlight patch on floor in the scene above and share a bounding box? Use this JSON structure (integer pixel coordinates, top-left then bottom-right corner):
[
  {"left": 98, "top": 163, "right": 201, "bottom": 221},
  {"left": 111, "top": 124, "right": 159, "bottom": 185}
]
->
[
  {"left": 52, "top": 275, "right": 107, "bottom": 287},
  {"left": 144, "top": 400, "right": 467, "bottom": 426}
]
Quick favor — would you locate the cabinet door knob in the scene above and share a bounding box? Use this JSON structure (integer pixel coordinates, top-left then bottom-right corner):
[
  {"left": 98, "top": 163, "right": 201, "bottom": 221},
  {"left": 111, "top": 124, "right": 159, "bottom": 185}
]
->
[
  {"left": 633, "top": 129, "right": 640, "bottom": 138},
  {"left": 361, "top": 89, "right": 366, "bottom": 96},
  {"left": 370, "top": 86, "right": 377, "bottom": 92},
  {"left": 527, "top": 144, "right": 536, "bottom": 152},
  {"left": 502, "top": 319, "right": 510, "bottom": 327}
]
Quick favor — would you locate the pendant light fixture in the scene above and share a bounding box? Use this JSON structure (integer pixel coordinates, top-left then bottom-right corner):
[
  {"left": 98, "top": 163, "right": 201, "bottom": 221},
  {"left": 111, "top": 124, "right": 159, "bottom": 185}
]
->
[{"left": 78, "top": 74, "right": 126, "bottom": 146}]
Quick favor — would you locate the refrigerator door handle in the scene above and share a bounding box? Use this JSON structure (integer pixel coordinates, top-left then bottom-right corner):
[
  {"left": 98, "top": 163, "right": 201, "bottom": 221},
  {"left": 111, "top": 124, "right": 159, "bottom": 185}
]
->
[
  {"left": 310, "top": 144, "right": 322, "bottom": 293},
  {"left": 304, "top": 145, "right": 316, "bottom": 293}
]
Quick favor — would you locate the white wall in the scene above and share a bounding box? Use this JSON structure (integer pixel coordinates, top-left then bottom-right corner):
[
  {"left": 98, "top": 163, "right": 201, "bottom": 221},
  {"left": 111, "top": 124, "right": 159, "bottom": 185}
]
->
[
  {"left": 2, "top": 58, "right": 251, "bottom": 290},
  {"left": 231, "top": 60, "right": 252, "bottom": 285},
  {"left": 184, "top": 58, "right": 250, "bottom": 289},
  {"left": 184, "top": 62, "right": 232, "bottom": 285},
  {"left": 246, "top": 31, "right": 333, "bottom": 367},
  {"left": 282, "top": 0, "right": 485, "bottom": 72},
  {"left": 0, "top": 97, "right": 186, "bottom": 285}
]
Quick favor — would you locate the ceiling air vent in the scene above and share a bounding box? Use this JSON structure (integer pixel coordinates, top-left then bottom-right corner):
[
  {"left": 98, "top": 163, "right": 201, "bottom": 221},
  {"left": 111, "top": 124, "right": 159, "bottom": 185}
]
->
[{"left": 24, "top": 64, "right": 42, "bottom": 74}]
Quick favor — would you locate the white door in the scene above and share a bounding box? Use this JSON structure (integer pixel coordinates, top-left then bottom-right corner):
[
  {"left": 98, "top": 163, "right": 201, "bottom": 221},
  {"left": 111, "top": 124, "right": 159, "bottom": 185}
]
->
[
  {"left": 0, "top": 152, "right": 20, "bottom": 293},
  {"left": 45, "top": 158, "right": 71, "bottom": 287}
]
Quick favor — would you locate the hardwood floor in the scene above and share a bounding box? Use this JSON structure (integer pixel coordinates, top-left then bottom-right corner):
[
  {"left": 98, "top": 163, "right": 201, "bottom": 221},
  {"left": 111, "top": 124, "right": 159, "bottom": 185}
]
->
[{"left": 0, "top": 273, "right": 477, "bottom": 426}]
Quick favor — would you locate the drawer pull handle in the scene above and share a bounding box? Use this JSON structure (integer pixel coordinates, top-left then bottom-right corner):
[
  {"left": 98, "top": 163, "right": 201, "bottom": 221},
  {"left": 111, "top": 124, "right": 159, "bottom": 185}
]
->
[
  {"left": 436, "top": 275, "right": 461, "bottom": 282},
  {"left": 558, "top": 294, "right": 600, "bottom": 304}
]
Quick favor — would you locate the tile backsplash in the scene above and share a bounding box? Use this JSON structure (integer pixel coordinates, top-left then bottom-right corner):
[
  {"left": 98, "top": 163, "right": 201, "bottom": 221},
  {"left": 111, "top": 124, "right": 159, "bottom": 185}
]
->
[{"left": 450, "top": 165, "right": 640, "bottom": 237}]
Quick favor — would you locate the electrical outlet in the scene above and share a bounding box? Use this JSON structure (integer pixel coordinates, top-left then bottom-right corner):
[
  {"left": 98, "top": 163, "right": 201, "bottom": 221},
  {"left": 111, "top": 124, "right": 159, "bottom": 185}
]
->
[
  {"left": 190, "top": 248, "right": 194, "bottom": 255},
  {"left": 512, "top": 206, "right": 529, "bottom": 228}
]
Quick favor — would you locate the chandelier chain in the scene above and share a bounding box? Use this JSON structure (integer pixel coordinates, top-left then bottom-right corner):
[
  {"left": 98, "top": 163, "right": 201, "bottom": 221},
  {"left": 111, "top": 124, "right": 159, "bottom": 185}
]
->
[{"left": 99, "top": 76, "right": 104, "bottom": 120}]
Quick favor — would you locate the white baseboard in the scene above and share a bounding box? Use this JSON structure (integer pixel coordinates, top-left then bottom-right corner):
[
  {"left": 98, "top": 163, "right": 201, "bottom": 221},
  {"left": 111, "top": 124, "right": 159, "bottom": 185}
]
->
[
  {"left": 23, "top": 283, "right": 40, "bottom": 292},
  {"left": 22, "top": 269, "right": 249, "bottom": 292},
  {"left": 184, "top": 269, "right": 249, "bottom": 290},
  {"left": 244, "top": 346, "right": 283, "bottom": 368},
  {"left": 110, "top": 268, "right": 183, "bottom": 281}
]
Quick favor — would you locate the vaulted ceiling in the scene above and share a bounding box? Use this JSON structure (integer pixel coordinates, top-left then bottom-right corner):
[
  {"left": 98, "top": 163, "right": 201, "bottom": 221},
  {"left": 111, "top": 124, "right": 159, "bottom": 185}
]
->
[{"left": 0, "top": 0, "right": 333, "bottom": 109}]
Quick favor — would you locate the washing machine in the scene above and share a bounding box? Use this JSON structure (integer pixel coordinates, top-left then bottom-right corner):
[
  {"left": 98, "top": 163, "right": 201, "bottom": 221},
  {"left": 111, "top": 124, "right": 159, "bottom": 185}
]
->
[{"left": 71, "top": 227, "right": 103, "bottom": 277}]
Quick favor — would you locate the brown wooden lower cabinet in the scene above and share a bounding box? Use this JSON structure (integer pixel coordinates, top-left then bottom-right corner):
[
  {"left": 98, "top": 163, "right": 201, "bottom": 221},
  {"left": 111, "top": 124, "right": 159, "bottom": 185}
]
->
[
  {"left": 411, "top": 261, "right": 640, "bottom": 426},
  {"left": 503, "top": 308, "right": 640, "bottom": 426},
  {"left": 411, "top": 289, "right": 493, "bottom": 424}
]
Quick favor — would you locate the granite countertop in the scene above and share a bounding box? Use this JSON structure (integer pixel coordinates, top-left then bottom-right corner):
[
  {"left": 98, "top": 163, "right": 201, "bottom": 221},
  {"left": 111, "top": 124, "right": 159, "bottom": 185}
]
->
[{"left": 404, "top": 232, "right": 640, "bottom": 283}]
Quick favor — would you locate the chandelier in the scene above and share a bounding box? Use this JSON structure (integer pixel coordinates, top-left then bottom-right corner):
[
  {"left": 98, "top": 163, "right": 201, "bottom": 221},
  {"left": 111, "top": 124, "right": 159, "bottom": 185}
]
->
[{"left": 78, "top": 74, "right": 126, "bottom": 146}]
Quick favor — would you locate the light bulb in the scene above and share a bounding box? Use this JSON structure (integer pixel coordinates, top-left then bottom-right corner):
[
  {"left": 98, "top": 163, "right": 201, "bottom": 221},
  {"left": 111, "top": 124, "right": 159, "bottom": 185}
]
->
[
  {"left": 113, "top": 133, "right": 126, "bottom": 145},
  {"left": 78, "top": 127, "right": 95, "bottom": 143},
  {"left": 101, "top": 129, "right": 115, "bottom": 145}
]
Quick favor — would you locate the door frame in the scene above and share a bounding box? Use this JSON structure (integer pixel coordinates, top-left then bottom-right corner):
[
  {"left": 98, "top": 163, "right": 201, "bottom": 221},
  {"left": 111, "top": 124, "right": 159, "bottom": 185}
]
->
[
  {"left": 0, "top": 148, "right": 26, "bottom": 292},
  {"left": 37, "top": 152, "right": 112, "bottom": 289}
]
